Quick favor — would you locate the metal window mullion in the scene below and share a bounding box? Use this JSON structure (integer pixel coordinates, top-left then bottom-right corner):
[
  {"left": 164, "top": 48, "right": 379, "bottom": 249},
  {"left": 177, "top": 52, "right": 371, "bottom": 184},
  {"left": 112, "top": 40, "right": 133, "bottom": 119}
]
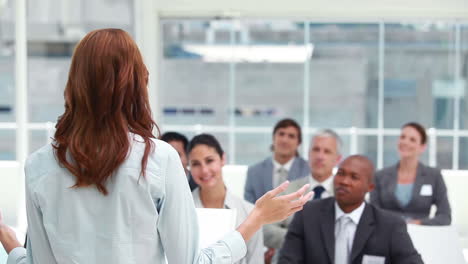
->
[
  {"left": 228, "top": 21, "right": 236, "bottom": 164},
  {"left": 15, "top": 0, "right": 28, "bottom": 232},
  {"left": 350, "top": 127, "right": 358, "bottom": 155},
  {"left": 428, "top": 128, "right": 437, "bottom": 167},
  {"left": 452, "top": 23, "right": 461, "bottom": 170},
  {"left": 303, "top": 21, "right": 311, "bottom": 158},
  {"left": 15, "top": 0, "right": 28, "bottom": 164},
  {"left": 377, "top": 21, "right": 385, "bottom": 169},
  {"left": 135, "top": 0, "right": 160, "bottom": 127}
]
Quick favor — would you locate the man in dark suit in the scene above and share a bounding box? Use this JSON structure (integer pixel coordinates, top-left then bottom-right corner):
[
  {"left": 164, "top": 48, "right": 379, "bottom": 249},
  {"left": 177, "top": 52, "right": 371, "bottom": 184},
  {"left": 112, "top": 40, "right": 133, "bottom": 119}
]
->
[
  {"left": 279, "top": 155, "right": 423, "bottom": 264},
  {"left": 260, "top": 129, "right": 343, "bottom": 264}
]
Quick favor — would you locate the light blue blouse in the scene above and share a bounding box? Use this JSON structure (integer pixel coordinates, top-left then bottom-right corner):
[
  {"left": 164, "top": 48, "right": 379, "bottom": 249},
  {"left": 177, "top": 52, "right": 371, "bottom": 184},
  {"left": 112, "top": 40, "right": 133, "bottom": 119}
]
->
[
  {"left": 395, "top": 183, "right": 414, "bottom": 208},
  {"left": 7, "top": 137, "right": 246, "bottom": 264}
]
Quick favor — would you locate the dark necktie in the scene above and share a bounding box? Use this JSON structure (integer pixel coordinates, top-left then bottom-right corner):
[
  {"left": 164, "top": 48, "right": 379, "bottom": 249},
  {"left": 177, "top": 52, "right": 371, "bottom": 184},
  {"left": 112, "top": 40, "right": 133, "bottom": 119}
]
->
[{"left": 313, "top": 185, "right": 326, "bottom": 200}]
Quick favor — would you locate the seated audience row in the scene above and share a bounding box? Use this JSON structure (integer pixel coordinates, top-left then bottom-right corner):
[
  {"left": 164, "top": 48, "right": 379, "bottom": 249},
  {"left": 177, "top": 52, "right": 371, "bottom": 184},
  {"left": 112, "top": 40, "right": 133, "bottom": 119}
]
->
[{"left": 162, "top": 118, "right": 451, "bottom": 264}]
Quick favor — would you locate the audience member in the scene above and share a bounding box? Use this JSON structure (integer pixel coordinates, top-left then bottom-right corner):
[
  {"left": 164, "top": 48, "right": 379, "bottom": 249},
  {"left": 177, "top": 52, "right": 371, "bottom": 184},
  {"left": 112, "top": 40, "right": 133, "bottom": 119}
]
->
[
  {"left": 264, "top": 129, "right": 342, "bottom": 262},
  {"left": 288, "top": 129, "right": 342, "bottom": 199},
  {"left": 244, "top": 118, "right": 309, "bottom": 203},
  {"left": 243, "top": 118, "right": 309, "bottom": 263},
  {"left": 160, "top": 131, "right": 198, "bottom": 190},
  {"left": 188, "top": 134, "right": 264, "bottom": 264},
  {"left": 370, "top": 122, "right": 451, "bottom": 225},
  {"left": 279, "top": 155, "right": 423, "bottom": 264}
]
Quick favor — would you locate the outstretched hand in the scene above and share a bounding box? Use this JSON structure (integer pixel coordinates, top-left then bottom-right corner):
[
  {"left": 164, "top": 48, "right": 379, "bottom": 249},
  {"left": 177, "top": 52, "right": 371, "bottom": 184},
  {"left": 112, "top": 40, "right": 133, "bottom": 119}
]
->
[
  {"left": 254, "top": 181, "right": 313, "bottom": 225},
  {"left": 237, "top": 181, "right": 313, "bottom": 242},
  {"left": 0, "top": 211, "right": 22, "bottom": 254}
]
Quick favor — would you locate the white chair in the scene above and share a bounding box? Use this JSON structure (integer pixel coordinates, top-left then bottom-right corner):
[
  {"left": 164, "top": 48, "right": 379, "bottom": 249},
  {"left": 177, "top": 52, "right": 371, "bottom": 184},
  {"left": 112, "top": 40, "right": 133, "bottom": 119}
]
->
[
  {"left": 0, "top": 161, "right": 23, "bottom": 227},
  {"left": 407, "top": 224, "right": 466, "bottom": 264},
  {"left": 0, "top": 247, "right": 6, "bottom": 263},
  {"left": 442, "top": 170, "right": 468, "bottom": 247},
  {"left": 222, "top": 165, "right": 248, "bottom": 199}
]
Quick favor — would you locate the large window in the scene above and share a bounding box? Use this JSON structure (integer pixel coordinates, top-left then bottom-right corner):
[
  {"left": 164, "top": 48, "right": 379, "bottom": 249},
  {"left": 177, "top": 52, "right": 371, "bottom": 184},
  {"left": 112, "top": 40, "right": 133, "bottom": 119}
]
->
[
  {"left": 0, "top": 2, "right": 16, "bottom": 160},
  {"left": 0, "top": 0, "right": 135, "bottom": 159},
  {"left": 1, "top": 16, "right": 467, "bottom": 169},
  {"left": 26, "top": 0, "right": 135, "bottom": 155},
  {"left": 161, "top": 20, "right": 468, "bottom": 169},
  {"left": 460, "top": 24, "right": 468, "bottom": 169}
]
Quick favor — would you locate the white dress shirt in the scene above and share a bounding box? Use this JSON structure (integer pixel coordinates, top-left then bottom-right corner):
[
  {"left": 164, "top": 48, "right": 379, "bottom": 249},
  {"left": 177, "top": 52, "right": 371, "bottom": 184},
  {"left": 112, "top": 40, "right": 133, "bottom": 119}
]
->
[
  {"left": 334, "top": 201, "right": 366, "bottom": 257},
  {"left": 272, "top": 157, "right": 295, "bottom": 187},
  {"left": 7, "top": 137, "right": 246, "bottom": 264},
  {"left": 308, "top": 174, "right": 335, "bottom": 199},
  {"left": 192, "top": 188, "right": 264, "bottom": 264}
]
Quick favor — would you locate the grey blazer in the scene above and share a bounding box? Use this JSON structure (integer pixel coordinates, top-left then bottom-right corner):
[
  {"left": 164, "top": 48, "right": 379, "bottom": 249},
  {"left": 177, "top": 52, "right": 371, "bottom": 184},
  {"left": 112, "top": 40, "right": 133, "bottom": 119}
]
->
[
  {"left": 370, "top": 162, "right": 451, "bottom": 225},
  {"left": 243, "top": 157, "right": 309, "bottom": 249},
  {"left": 279, "top": 198, "right": 423, "bottom": 264},
  {"left": 243, "top": 156, "right": 309, "bottom": 204},
  {"left": 263, "top": 177, "right": 314, "bottom": 249}
]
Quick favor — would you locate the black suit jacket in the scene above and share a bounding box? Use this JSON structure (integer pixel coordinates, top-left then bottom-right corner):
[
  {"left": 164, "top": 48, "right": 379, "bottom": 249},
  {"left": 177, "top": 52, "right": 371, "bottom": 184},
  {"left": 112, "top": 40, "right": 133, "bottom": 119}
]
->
[{"left": 279, "top": 198, "right": 423, "bottom": 264}]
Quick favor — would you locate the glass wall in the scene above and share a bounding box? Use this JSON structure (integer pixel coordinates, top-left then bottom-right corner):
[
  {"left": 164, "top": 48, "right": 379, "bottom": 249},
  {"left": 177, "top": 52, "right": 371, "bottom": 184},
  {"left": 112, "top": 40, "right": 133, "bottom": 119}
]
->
[
  {"left": 0, "top": 2, "right": 16, "bottom": 160},
  {"left": 25, "top": 0, "right": 135, "bottom": 154},
  {"left": 1, "top": 15, "right": 467, "bottom": 169},
  {"left": 460, "top": 25, "right": 468, "bottom": 169},
  {"left": 160, "top": 19, "right": 468, "bottom": 169}
]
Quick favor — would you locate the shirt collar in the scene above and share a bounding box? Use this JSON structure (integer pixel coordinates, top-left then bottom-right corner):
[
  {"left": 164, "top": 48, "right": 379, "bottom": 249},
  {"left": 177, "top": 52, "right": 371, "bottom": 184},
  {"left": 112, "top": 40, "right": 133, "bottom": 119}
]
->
[
  {"left": 308, "top": 174, "right": 335, "bottom": 193},
  {"left": 192, "top": 187, "right": 234, "bottom": 209},
  {"left": 272, "top": 156, "right": 296, "bottom": 172},
  {"left": 335, "top": 201, "right": 366, "bottom": 225}
]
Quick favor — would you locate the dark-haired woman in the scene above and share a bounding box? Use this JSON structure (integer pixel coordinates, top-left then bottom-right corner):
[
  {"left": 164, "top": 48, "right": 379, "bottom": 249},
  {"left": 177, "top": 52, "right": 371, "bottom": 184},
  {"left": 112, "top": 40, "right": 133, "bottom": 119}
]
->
[
  {"left": 370, "top": 122, "right": 451, "bottom": 225},
  {"left": 0, "top": 29, "right": 312, "bottom": 264},
  {"left": 188, "top": 134, "right": 263, "bottom": 264}
]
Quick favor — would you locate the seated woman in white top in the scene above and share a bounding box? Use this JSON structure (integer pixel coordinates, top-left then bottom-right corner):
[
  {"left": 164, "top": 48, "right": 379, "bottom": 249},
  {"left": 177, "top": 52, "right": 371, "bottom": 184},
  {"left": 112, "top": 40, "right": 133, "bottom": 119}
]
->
[
  {"left": 0, "top": 28, "right": 313, "bottom": 264},
  {"left": 188, "top": 134, "right": 264, "bottom": 264}
]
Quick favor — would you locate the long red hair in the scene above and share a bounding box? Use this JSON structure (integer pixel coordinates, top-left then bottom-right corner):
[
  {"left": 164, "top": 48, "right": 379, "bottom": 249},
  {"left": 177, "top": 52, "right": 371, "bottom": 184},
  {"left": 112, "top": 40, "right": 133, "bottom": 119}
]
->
[{"left": 54, "top": 29, "right": 157, "bottom": 195}]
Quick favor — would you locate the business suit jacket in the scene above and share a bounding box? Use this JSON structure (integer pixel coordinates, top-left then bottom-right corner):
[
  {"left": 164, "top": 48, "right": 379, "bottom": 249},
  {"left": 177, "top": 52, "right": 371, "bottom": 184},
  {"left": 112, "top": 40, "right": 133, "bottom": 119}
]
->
[
  {"left": 370, "top": 162, "right": 451, "bottom": 225},
  {"left": 244, "top": 157, "right": 309, "bottom": 249},
  {"left": 279, "top": 198, "right": 423, "bottom": 264},
  {"left": 244, "top": 156, "right": 309, "bottom": 204},
  {"left": 262, "top": 176, "right": 316, "bottom": 249}
]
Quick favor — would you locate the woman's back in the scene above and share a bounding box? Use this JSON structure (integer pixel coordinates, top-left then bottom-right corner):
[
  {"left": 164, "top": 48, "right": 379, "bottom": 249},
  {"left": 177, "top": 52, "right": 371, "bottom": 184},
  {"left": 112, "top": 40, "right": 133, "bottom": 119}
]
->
[
  {"left": 1, "top": 28, "right": 313, "bottom": 264},
  {"left": 25, "top": 137, "right": 200, "bottom": 263}
]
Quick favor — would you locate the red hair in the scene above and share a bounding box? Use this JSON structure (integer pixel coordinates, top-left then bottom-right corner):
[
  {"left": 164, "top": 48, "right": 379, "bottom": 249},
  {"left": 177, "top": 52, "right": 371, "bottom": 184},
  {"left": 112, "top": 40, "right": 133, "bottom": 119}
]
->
[{"left": 54, "top": 29, "right": 157, "bottom": 195}]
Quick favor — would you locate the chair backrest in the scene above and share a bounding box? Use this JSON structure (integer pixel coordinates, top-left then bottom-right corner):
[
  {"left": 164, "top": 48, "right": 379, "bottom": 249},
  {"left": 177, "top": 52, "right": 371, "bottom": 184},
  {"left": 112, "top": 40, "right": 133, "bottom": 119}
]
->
[
  {"left": 0, "top": 244, "right": 7, "bottom": 263},
  {"left": 441, "top": 170, "right": 468, "bottom": 239},
  {"left": 222, "top": 165, "right": 248, "bottom": 199},
  {"left": 407, "top": 224, "right": 466, "bottom": 264},
  {"left": 0, "top": 161, "right": 22, "bottom": 226}
]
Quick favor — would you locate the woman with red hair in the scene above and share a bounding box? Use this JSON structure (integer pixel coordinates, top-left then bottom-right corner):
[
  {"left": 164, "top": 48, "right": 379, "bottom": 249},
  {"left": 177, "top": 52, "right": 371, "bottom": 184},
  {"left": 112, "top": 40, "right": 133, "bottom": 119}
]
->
[{"left": 0, "top": 29, "right": 311, "bottom": 264}]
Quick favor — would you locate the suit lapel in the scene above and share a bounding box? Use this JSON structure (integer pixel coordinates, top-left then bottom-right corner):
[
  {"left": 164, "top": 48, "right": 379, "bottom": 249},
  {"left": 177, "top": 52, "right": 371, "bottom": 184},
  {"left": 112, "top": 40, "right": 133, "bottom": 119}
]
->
[
  {"left": 320, "top": 199, "right": 336, "bottom": 263},
  {"left": 388, "top": 163, "right": 403, "bottom": 209},
  {"left": 406, "top": 162, "right": 425, "bottom": 208},
  {"left": 263, "top": 158, "right": 274, "bottom": 193},
  {"left": 289, "top": 157, "right": 299, "bottom": 181},
  {"left": 350, "top": 204, "right": 375, "bottom": 262}
]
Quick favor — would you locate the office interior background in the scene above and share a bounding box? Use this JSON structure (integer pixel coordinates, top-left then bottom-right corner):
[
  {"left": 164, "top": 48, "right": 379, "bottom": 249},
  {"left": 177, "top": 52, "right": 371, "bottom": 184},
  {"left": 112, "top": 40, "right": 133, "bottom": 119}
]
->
[{"left": 0, "top": 0, "right": 468, "bottom": 263}]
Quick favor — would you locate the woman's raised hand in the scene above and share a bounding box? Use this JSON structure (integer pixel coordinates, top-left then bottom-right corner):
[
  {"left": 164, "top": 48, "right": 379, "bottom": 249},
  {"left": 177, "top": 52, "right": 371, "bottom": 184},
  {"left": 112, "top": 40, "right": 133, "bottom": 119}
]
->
[
  {"left": 253, "top": 181, "right": 313, "bottom": 225},
  {"left": 237, "top": 181, "right": 313, "bottom": 242}
]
